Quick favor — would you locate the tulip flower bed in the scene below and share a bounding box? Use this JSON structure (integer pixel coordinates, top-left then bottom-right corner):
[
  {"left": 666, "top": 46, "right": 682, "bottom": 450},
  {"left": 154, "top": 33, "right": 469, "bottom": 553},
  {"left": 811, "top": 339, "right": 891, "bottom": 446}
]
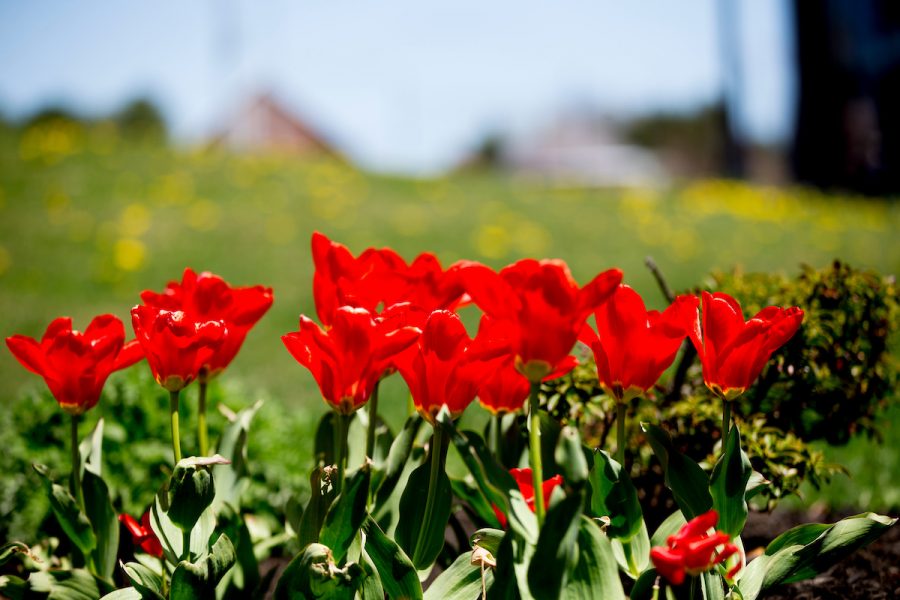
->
[{"left": 2, "top": 233, "right": 896, "bottom": 600}]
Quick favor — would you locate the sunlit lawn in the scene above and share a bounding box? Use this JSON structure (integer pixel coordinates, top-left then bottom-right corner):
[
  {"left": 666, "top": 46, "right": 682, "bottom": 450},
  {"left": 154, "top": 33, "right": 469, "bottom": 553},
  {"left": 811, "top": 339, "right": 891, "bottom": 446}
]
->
[{"left": 1, "top": 122, "right": 898, "bottom": 510}]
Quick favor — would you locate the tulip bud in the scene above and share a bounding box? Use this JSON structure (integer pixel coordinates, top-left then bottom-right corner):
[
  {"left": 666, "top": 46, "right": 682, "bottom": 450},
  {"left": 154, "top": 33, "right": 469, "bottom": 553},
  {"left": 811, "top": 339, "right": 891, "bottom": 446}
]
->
[{"left": 167, "top": 455, "right": 230, "bottom": 532}]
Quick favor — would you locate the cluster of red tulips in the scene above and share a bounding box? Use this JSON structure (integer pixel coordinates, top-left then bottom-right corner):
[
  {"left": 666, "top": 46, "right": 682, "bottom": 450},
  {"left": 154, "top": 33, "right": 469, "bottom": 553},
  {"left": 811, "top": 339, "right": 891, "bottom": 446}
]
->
[{"left": 6, "top": 231, "right": 806, "bottom": 593}]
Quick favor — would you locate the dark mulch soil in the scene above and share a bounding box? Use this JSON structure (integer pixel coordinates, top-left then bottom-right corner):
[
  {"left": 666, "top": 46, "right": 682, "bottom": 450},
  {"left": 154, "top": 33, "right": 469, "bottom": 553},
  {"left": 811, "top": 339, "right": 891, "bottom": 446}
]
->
[{"left": 742, "top": 508, "right": 900, "bottom": 600}]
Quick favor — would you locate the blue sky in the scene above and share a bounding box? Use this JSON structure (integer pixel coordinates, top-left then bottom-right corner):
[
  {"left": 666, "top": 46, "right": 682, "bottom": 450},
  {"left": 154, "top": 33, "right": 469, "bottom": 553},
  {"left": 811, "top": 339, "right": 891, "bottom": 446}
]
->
[{"left": 0, "top": 0, "right": 794, "bottom": 174}]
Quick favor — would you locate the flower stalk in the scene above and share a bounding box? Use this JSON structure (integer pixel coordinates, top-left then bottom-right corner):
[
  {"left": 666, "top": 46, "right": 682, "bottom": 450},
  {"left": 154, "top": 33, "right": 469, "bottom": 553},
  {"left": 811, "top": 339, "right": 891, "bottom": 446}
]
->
[
  {"left": 70, "top": 414, "right": 85, "bottom": 512},
  {"left": 333, "top": 412, "right": 350, "bottom": 493},
  {"left": 365, "top": 382, "right": 380, "bottom": 460},
  {"left": 527, "top": 382, "right": 546, "bottom": 526},
  {"left": 198, "top": 380, "right": 209, "bottom": 457},
  {"left": 722, "top": 400, "right": 732, "bottom": 441},
  {"left": 170, "top": 390, "right": 182, "bottom": 463},
  {"left": 617, "top": 402, "right": 627, "bottom": 467}
]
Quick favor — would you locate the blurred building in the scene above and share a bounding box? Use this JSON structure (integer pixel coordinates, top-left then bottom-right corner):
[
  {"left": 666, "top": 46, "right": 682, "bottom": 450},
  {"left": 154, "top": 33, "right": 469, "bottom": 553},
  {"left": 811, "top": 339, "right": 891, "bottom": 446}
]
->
[
  {"left": 503, "top": 115, "right": 669, "bottom": 187},
  {"left": 793, "top": 0, "right": 900, "bottom": 194},
  {"left": 211, "top": 93, "right": 344, "bottom": 160}
]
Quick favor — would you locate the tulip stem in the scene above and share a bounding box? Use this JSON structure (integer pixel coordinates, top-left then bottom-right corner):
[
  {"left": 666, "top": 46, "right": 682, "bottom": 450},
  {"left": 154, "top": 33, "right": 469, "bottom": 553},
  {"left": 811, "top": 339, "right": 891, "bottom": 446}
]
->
[
  {"left": 365, "top": 382, "right": 380, "bottom": 460},
  {"left": 414, "top": 423, "right": 446, "bottom": 565},
  {"left": 617, "top": 403, "right": 627, "bottom": 467},
  {"left": 528, "top": 382, "right": 546, "bottom": 526},
  {"left": 181, "top": 530, "right": 191, "bottom": 561},
  {"left": 333, "top": 412, "right": 350, "bottom": 493},
  {"left": 170, "top": 391, "right": 182, "bottom": 464},
  {"left": 70, "top": 414, "right": 85, "bottom": 512},
  {"left": 198, "top": 381, "right": 209, "bottom": 457},
  {"left": 490, "top": 413, "right": 502, "bottom": 458},
  {"left": 722, "top": 401, "right": 732, "bottom": 441}
]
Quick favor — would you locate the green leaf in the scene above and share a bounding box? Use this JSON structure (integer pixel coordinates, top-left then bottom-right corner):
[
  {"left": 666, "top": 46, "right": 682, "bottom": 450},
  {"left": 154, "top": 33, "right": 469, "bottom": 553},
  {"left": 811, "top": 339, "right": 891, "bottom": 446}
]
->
[
  {"left": 213, "top": 399, "right": 263, "bottom": 511},
  {"left": 470, "top": 528, "right": 504, "bottom": 557},
  {"left": 170, "top": 534, "right": 237, "bottom": 600},
  {"left": 745, "top": 470, "right": 770, "bottom": 501},
  {"left": 709, "top": 425, "right": 752, "bottom": 538},
  {"left": 449, "top": 476, "right": 503, "bottom": 529},
  {"left": 149, "top": 487, "right": 216, "bottom": 565},
  {"left": 527, "top": 489, "right": 583, "bottom": 598},
  {"left": 167, "top": 455, "right": 229, "bottom": 533},
  {"left": 298, "top": 467, "right": 337, "bottom": 548},
  {"left": 79, "top": 418, "right": 105, "bottom": 477},
  {"left": 34, "top": 464, "right": 97, "bottom": 559},
  {"left": 82, "top": 469, "right": 119, "bottom": 581},
  {"left": 561, "top": 517, "right": 626, "bottom": 600},
  {"left": 26, "top": 568, "right": 103, "bottom": 599},
  {"left": 215, "top": 505, "right": 261, "bottom": 597},
  {"left": 737, "top": 513, "right": 897, "bottom": 600},
  {"left": 650, "top": 510, "right": 686, "bottom": 547},
  {"left": 440, "top": 414, "right": 538, "bottom": 544},
  {"left": 314, "top": 411, "right": 336, "bottom": 467},
  {"left": 0, "top": 542, "right": 31, "bottom": 567},
  {"left": 274, "top": 543, "right": 363, "bottom": 600},
  {"left": 611, "top": 520, "right": 650, "bottom": 578},
  {"left": 554, "top": 426, "right": 589, "bottom": 485},
  {"left": 702, "top": 571, "right": 725, "bottom": 600},
  {"left": 589, "top": 450, "right": 643, "bottom": 540},
  {"left": 121, "top": 560, "right": 165, "bottom": 600},
  {"left": 319, "top": 463, "right": 371, "bottom": 564},
  {"left": 101, "top": 588, "right": 143, "bottom": 600},
  {"left": 424, "top": 551, "right": 494, "bottom": 600},
  {"left": 394, "top": 446, "right": 452, "bottom": 569},
  {"left": 372, "top": 415, "right": 423, "bottom": 511},
  {"left": 642, "top": 424, "right": 713, "bottom": 519},
  {"left": 490, "top": 529, "right": 535, "bottom": 600},
  {"left": 362, "top": 517, "right": 423, "bottom": 600},
  {"left": 629, "top": 567, "right": 658, "bottom": 600},
  {"left": 358, "top": 548, "right": 385, "bottom": 600}
]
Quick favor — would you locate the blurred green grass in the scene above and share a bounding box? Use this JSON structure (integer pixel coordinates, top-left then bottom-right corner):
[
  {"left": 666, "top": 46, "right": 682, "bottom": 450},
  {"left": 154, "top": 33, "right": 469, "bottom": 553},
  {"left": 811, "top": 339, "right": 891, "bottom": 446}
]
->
[{"left": 1, "top": 123, "right": 898, "bottom": 510}]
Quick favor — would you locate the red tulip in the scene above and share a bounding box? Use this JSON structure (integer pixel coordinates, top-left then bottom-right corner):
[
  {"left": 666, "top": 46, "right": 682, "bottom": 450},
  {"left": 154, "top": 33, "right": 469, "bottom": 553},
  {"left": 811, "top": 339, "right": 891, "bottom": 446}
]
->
[
  {"left": 119, "top": 511, "right": 163, "bottom": 558},
  {"left": 690, "top": 292, "right": 804, "bottom": 400},
  {"left": 579, "top": 285, "right": 699, "bottom": 403},
  {"left": 140, "top": 268, "right": 273, "bottom": 380},
  {"left": 282, "top": 307, "right": 420, "bottom": 415},
  {"left": 477, "top": 317, "right": 577, "bottom": 414},
  {"left": 6, "top": 315, "right": 143, "bottom": 414},
  {"left": 396, "top": 310, "right": 507, "bottom": 423},
  {"left": 311, "top": 232, "right": 466, "bottom": 327},
  {"left": 650, "top": 510, "right": 741, "bottom": 585},
  {"left": 130, "top": 306, "right": 225, "bottom": 392},
  {"left": 493, "top": 468, "right": 564, "bottom": 528},
  {"left": 458, "top": 259, "right": 622, "bottom": 383}
]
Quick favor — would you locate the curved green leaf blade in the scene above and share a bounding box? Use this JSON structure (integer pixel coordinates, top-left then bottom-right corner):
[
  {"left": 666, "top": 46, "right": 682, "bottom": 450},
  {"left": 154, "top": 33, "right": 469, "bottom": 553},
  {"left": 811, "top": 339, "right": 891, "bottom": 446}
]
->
[
  {"left": 642, "top": 424, "right": 712, "bottom": 519},
  {"left": 213, "top": 399, "right": 263, "bottom": 511},
  {"left": 320, "top": 464, "right": 371, "bottom": 564},
  {"left": 561, "top": 517, "right": 626, "bottom": 600},
  {"left": 527, "top": 490, "right": 583, "bottom": 598},
  {"left": 373, "top": 415, "right": 423, "bottom": 511},
  {"left": 34, "top": 464, "right": 97, "bottom": 559},
  {"left": 650, "top": 510, "right": 687, "bottom": 547},
  {"left": 709, "top": 425, "right": 752, "bottom": 538},
  {"left": 121, "top": 561, "right": 165, "bottom": 600},
  {"left": 589, "top": 450, "right": 643, "bottom": 540},
  {"left": 25, "top": 568, "right": 102, "bottom": 600},
  {"left": 424, "top": 551, "right": 493, "bottom": 600},
  {"left": 170, "top": 534, "right": 236, "bottom": 600},
  {"left": 83, "top": 469, "right": 119, "bottom": 581},
  {"left": 362, "top": 517, "right": 423, "bottom": 600},
  {"left": 737, "top": 513, "right": 897, "bottom": 600},
  {"left": 394, "top": 451, "right": 452, "bottom": 569}
]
